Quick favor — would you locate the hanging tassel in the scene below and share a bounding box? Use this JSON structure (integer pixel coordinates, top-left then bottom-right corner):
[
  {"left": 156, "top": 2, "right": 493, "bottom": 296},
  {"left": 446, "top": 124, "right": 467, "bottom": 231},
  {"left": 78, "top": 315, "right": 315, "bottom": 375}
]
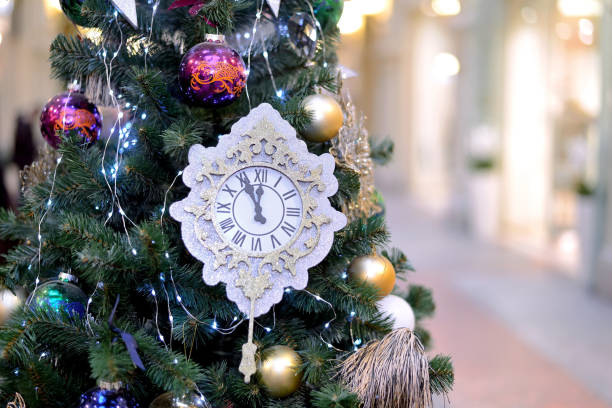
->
[
  {"left": 339, "top": 329, "right": 432, "bottom": 408},
  {"left": 6, "top": 393, "right": 26, "bottom": 408}
]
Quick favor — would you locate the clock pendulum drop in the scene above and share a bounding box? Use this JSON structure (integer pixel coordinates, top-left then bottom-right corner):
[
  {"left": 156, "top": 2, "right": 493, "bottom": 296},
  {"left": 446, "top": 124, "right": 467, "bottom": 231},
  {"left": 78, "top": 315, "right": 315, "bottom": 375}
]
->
[{"left": 170, "top": 104, "right": 347, "bottom": 382}]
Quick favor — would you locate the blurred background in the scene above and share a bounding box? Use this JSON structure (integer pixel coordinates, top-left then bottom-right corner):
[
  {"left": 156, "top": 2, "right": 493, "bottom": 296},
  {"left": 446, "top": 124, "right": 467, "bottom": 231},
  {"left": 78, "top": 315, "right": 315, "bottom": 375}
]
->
[{"left": 1, "top": 0, "right": 612, "bottom": 406}]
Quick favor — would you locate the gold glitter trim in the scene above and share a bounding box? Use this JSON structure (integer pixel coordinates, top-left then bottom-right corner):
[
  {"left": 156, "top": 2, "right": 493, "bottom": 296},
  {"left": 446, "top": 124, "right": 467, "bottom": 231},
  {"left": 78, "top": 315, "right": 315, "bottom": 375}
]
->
[{"left": 330, "top": 85, "right": 380, "bottom": 221}]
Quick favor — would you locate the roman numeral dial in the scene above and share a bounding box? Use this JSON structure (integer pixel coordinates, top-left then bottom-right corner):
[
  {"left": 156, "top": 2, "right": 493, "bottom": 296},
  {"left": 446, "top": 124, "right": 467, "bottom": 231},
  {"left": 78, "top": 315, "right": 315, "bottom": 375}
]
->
[{"left": 214, "top": 165, "right": 304, "bottom": 255}]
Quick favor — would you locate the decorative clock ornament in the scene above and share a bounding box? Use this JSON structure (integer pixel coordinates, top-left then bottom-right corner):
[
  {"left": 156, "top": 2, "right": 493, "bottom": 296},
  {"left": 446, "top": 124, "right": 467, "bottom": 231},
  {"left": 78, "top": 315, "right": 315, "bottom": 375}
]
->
[
  {"left": 178, "top": 34, "right": 247, "bottom": 108},
  {"left": 170, "top": 103, "right": 346, "bottom": 383},
  {"left": 40, "top": 89, "right": 102, "bottom": 149}
]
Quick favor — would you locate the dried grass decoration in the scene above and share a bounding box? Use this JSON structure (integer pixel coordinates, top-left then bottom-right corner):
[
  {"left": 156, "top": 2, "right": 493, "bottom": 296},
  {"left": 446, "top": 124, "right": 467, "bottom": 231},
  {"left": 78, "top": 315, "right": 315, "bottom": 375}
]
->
[{"left": 339, "top": 329, "right": 432, "bottom": 408}]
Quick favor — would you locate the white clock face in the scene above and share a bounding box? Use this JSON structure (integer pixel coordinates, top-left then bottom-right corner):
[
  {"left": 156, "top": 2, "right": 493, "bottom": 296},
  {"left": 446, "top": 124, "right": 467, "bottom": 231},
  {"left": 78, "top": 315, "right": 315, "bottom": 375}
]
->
[{"left": 213, "top": 165, "right": 303, "bottom": 255}]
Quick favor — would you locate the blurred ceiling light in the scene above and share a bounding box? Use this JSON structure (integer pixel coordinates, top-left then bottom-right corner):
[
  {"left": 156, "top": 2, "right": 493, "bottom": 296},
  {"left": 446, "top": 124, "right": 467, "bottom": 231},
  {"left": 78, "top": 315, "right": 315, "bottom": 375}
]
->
[
  {"left": 557, "top": 0, "right": 602, "bottom": 17},
  {"left": 432, "top": 52, "right": 460, "bottom": 80},
  {"left": 555, "top": 22, "right": 572, "bottom": 40},
  {"left": 338, "top": 1, "right": 364, "bottom": 35},
  {"left": 353, "top": 0, "right": 392, "bottom": 16},
  {"left": 578, "top": 18, "right": 595, "bottom": 45},
  {"left": 431, "top": 0, "right": 461, "bottom": 16}
]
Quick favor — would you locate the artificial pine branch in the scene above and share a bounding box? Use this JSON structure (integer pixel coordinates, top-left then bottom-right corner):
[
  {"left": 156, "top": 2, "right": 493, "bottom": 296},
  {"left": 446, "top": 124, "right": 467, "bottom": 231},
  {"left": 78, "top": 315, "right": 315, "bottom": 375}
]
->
[
  {"left": 407, "top": 285, "right": 436, "bottom": 321},
  {"left": 369, "top": 138, "right": 394, "bottom": 166},
  {"left": 429, "top": 355, "right": 454, "bottom": 395}
]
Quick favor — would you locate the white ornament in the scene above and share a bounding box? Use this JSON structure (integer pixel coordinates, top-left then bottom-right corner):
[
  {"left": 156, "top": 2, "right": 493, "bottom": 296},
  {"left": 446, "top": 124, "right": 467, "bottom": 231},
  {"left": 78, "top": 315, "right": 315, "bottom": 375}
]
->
[
  {"left": 111, "top": 0, "right": 138, "bottom": 29},
  {"left": 266, "top": 0, "right": 281, "bottom": 17},
  {"left": 170, "top": 103, "right": 346, "bottom": 382},
  {"left": 377, "top": 294, "right": 415, "bottom": 331}
]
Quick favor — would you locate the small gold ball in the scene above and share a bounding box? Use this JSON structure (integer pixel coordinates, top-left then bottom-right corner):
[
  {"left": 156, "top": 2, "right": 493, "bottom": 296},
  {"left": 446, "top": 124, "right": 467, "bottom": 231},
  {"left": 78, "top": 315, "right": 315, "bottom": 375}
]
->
[
  {"left": 301, "top": 94, "right": 344, "bottom": 143},
  {"left": 258, "top": 345, "right": 303, "bottom": 398},
  {"left": 348, "top": 254, "right": 396, "bottom": 297}
]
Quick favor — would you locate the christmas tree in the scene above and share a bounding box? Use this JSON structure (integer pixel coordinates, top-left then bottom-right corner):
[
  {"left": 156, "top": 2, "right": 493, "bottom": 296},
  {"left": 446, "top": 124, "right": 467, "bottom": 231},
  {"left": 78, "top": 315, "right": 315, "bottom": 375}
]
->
[{"left": 0, "top": 0, "right": 453, "bottom": 406}]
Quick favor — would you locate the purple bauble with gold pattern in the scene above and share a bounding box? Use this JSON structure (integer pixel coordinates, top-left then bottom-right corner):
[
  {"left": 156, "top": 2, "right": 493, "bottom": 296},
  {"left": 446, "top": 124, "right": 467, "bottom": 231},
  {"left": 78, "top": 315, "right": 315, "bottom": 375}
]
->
[
  {"left": 178, "top": 34, "right": 247, "bottom": 108},
  {"left": 40, "top": 91, "right": 102, "bottom": 149}
]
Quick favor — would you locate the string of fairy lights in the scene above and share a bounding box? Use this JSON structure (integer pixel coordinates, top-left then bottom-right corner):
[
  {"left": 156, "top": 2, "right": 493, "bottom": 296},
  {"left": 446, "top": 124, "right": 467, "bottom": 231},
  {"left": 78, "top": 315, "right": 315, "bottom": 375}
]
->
[{"left": 23, "top": 0, "right": 366, "bottom": 389}]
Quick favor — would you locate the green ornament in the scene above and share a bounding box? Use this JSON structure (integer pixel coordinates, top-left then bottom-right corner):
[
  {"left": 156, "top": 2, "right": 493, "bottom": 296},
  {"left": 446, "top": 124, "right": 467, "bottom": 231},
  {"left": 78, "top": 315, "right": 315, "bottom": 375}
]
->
[
  {"left": 313, "top": 0, "right": 344, "bottom": 30},
  {"left": 28, "top": 273, "right": 87, "bottom": 318},
  {"left": 59, "top": 0, "right": 91, "bottom": 26}
]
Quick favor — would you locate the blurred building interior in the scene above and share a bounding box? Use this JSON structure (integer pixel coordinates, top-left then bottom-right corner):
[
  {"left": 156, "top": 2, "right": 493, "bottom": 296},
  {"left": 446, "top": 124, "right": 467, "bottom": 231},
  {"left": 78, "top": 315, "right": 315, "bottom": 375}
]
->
[
  {"left": 1, "top": 0, "right": 612, "bottom": 406},
  {"left": 337, "top": 0, "right": 612, "bottom": 297}
]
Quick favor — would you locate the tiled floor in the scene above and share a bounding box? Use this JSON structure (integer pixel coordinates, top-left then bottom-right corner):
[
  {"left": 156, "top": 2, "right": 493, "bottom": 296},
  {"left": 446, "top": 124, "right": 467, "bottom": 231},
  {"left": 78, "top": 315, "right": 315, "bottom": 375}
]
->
[{"left": 383, "top": 194, "right": 612, "bottom": 408}]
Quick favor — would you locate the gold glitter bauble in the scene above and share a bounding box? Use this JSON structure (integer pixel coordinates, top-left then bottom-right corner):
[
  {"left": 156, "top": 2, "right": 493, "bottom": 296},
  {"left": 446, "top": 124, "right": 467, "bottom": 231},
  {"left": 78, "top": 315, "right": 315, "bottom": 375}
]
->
[
  {"left": 149, "top": 392, "right": 210, "bottom": 408},
  {"left": 258, "top": 345, "right": 303, "bottom": 398},
  {"left": 301, "top": 94, "right": 344, "bottom": 142},
  {"left": 348, "top": 254, "right": 396, "bottom": 297}
]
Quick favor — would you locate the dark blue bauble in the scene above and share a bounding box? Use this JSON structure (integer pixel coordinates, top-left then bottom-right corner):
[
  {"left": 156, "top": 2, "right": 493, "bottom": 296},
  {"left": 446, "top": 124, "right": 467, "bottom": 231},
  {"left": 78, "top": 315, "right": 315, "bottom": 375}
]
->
[{"left": 79, "top": 387, "right": 139, "bottom": 408}]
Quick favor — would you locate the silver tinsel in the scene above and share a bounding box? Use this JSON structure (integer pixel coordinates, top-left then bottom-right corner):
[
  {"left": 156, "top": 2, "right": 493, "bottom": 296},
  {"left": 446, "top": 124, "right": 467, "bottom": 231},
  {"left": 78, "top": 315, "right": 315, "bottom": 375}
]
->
[{"left": 330, "top": 84, "right": 380, "bottom": 221}]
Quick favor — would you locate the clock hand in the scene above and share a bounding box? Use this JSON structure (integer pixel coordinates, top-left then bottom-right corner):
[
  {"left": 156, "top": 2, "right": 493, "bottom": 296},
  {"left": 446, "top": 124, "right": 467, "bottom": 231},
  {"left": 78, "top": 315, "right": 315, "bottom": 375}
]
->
[
  {"left": 242, "top": 178, "right": 266, "bottom": 224},
  {"left": 254, "top": 185, "right": 266, "bottom": 224}
]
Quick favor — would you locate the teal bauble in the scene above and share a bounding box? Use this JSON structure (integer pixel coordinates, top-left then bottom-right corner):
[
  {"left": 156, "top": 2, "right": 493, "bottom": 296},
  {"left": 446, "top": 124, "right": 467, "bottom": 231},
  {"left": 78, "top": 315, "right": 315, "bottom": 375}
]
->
[
  {"left": 313, "top": 0, "right": 344, "bottom": 30},
  {"left": 28, "top": 273, "right": 87, "bottom": 318}
]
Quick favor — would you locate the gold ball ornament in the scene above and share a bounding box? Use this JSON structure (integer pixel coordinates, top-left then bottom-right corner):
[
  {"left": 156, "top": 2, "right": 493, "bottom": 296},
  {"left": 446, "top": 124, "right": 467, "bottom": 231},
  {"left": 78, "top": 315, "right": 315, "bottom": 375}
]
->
[
  {"left": 149, "top": 392, "right": 210, "bottom": 408},
  {"left": 0, "top": 288, "right": 24, "bottom": 325},
  {"left": 301, "top": 94, "right": 344, "bottom": 142},
  {"left": 258, "top": 345, "right": 303, "bottom": 398},
  {"left": 348, "top": 254, "right": 396, "bottom": 297}
]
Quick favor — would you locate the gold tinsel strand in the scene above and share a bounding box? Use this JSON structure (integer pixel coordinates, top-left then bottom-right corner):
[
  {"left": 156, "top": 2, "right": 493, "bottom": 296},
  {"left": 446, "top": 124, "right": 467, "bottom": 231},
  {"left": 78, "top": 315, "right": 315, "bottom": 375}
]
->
[
  {"left": 339, "top": 329, "right": 432, "bottom": 408},
  {"left": 330, "top": 84, "right": 380, "bottom": 221},
  {"left": 19, "top": 145, "right": 60, "bottom": 194}
]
